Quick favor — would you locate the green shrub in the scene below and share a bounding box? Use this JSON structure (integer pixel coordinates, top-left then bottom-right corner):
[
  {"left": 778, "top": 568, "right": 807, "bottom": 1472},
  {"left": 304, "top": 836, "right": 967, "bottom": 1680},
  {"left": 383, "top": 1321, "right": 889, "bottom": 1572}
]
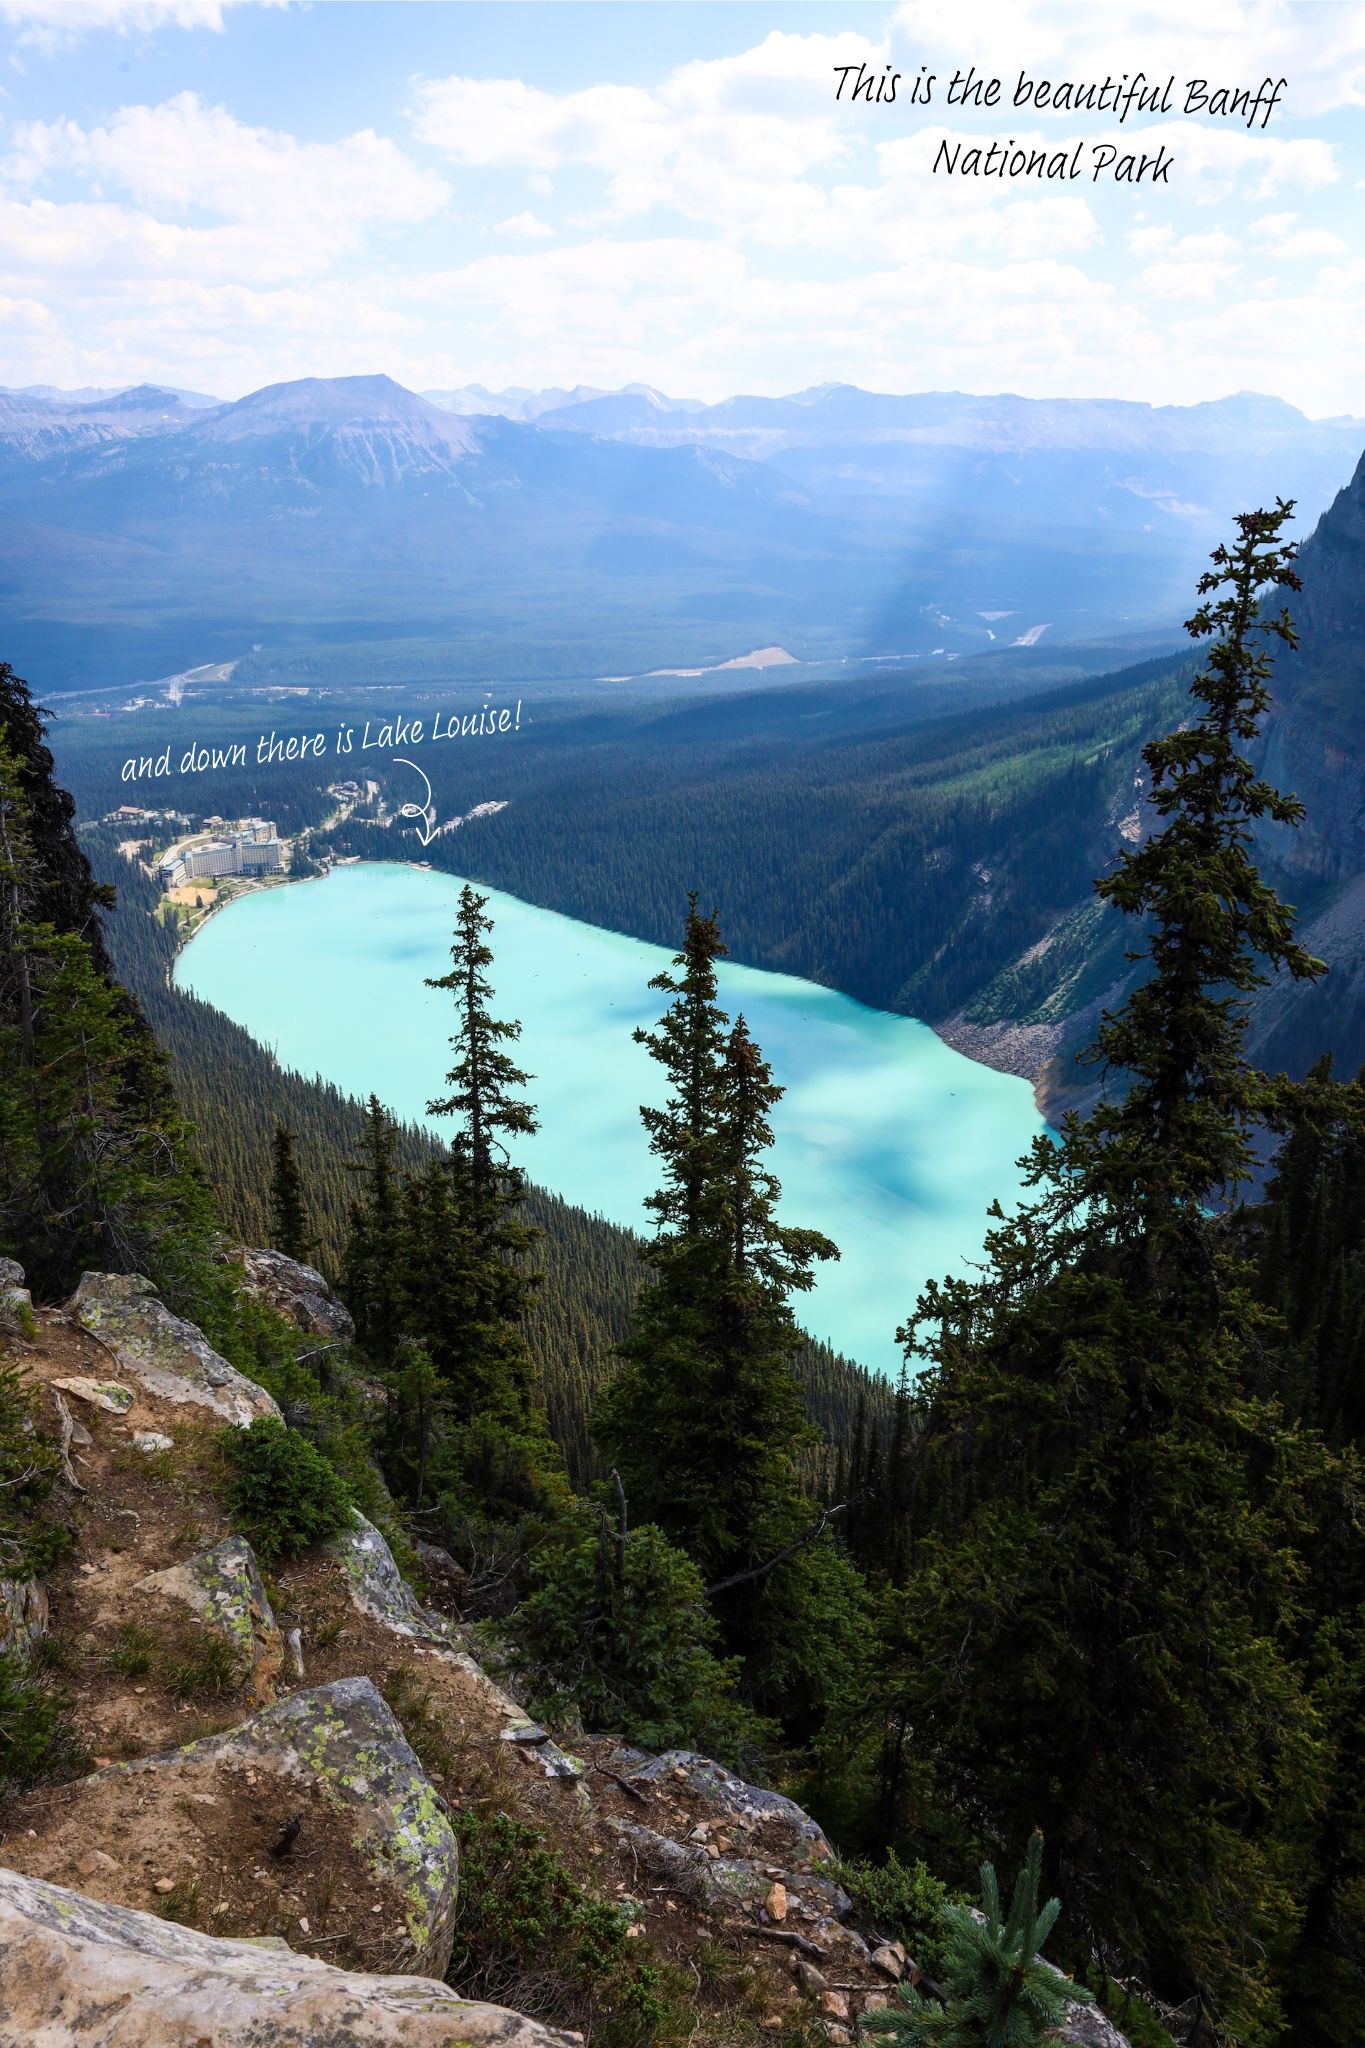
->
[
  {"left": 834, "top": 1850, "right": 953, "bottom": 1982},
  {"left": 221, "top": 1416, "right": 353, "bottom": 1563},
  {"left": 0, "top": 1648, "right": 86, "bottom": 1798},
  {"left": 450, "top": 1807, "right": 682, "bottom": 2048},
  {"left": 499, "top": 1504, "right": 770, "bottom": 1769},
  {"left": 0, "top": 1356, "right": 65, "bottom": 1577}
]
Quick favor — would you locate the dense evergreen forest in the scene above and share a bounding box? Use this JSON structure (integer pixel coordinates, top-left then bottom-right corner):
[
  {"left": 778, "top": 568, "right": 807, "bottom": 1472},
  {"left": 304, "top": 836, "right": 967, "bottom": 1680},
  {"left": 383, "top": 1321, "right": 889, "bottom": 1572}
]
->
[
  {"left": 54, "top": 645, "right": 1187, "bottom": 1039},
  {"left": 75, "top": 816, "right": 891, "bottom": 1485},
  {"left": 7, "top": 499, "right": 1365, "bottom": 2047}
]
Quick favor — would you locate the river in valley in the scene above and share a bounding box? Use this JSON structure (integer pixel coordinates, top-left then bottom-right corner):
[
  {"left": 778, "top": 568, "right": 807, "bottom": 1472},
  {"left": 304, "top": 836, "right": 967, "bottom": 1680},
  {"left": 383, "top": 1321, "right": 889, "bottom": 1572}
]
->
[{"left": 175, "top": 861, "right": 1048, "bottom": 1375}]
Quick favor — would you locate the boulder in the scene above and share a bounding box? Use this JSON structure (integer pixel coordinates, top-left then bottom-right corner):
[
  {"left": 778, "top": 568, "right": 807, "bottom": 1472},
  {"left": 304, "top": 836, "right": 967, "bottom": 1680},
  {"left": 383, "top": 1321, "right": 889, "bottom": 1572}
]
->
[
  {"left": 613, "top": 1748, "right": 832, "bottom": 1853},
  {"left": 138, "top": 1535, "right": 282, "bottom": 1702},
  {"left": 330, "top": 1513, "right": 464, "bottom": 1652},
  {"left": 65, "top": 1273, "right": 281, "bottom": 1428},
  {"left": 230, "top": 1247, "right": 356, "bottom": 1342},
  {"left": 0, "top": 1864, "right": 576, "bottom": 2047},
  {"left": 0, "top": 1256, "right": 33, "bottom": 1338},
  {"left": 99, "top": 1676, "right": 459, "bottom": 1977},
  {"left": 1060, "top": 2004, "right": 1134, "bottom": 2048},
  {"left": 330, "top": 1516, "right": 585, "bottom": 1782}
]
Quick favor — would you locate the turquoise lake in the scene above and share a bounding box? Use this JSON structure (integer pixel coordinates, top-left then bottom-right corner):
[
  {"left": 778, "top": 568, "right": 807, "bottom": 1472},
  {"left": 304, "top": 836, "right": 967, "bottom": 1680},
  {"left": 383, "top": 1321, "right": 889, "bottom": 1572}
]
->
[{"left": 175, "top": 861, "right": 1047, "bottom": 1375}]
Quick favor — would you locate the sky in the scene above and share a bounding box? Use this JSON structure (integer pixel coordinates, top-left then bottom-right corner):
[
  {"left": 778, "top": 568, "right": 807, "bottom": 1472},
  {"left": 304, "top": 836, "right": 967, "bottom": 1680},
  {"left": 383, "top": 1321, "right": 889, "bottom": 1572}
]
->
[{"left": 0, "top": 0, "right": 1361, "bottom": 413}]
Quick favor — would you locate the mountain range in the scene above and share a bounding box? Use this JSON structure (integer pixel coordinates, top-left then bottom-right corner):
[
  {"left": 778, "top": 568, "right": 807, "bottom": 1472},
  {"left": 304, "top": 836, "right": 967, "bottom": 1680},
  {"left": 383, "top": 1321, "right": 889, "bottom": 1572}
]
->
[{"left": 1, "top": 373, "right": 1359, "bottom": 690}]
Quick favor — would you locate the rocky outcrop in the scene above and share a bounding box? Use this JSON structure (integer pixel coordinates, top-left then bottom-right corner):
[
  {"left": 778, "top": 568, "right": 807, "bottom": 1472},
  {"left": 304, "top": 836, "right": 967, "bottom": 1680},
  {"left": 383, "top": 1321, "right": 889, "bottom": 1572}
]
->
[
  {"left": 0, "top": 1254, "right": 34, "bottom": 1337},
  {"left": 88, "top": 1676, "right": 459, "bottom": 1977},
  {"left": 331, "top": 1515, "right": 585, "bottom": 1782},
  {"left": 139, "top": 1536, "right": 282, "bottom": 1702},
  {"left": 614, "top": 1748, "right": 833, "bottom": 1853},
  {"left": 330, "top": 1513, "right": 465, "bottom": 1651},
  {"left": 64, "top": 1273, "right": 281, "bottom": 1427},
  {"left": 229, "top": 1247, "right": 356, "bottom": 1342},
  {"left": 1058, "top": 2000, "right": 1135, "bottom": 2048},
  {"left": 0, "top": 1865, "right": 576, "bottom": 2047}
]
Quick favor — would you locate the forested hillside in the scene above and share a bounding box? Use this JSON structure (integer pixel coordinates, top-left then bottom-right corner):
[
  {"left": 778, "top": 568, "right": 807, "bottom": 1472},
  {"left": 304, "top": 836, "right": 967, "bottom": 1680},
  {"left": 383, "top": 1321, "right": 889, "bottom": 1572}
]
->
[
  {"left": 7, "top": 505, "right": 1365, "bottom": 2047},
  {"left": 77, "top": 818, "right": 891, "bottom": 1484},
  {"left": 54, "top": 640, "right": 1185, "bottom": 1047}
]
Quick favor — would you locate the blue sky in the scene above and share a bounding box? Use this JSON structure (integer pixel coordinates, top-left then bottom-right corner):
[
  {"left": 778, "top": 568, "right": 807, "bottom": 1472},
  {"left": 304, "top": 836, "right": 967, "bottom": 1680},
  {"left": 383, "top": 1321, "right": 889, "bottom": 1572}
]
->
[{"left": 0, "top": 0, "right": 1361, "bottom": 412}]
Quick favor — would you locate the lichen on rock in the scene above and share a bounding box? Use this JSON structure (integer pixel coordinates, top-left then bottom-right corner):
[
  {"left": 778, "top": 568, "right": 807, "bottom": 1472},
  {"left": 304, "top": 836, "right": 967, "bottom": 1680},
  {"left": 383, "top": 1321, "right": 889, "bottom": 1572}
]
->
[
  {"left": 329, "top": 1513, "right": 464, "bottom": 1651},
  {"left": 89, "top": 1676, "right": 459, "bottom": 1977},
  {"left": 229, "top": 1246, "right": 356, "bottom": 1342},
  {"left": 0, "top": 1255, "right": 34, "bottom": 1339},
  {"left": 611, "top": 1748, "right": 832, "bottom": 1852},
  {"left": 0, "top": 1864, "right": 578, "bottom": 2047},
  {"left": 138, "top": 1535, "right": 282, "bottom": 1702},
  {"left": 51, "top": 1375, "right": 135, "bottom": 1416},
  {"left": 64, "top": 1272, "right": 281, "bottom": 1427}
]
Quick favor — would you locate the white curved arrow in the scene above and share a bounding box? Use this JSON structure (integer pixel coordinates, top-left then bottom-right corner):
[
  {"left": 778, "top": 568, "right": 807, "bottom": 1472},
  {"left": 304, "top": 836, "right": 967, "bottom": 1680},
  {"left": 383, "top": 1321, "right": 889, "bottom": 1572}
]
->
[{"left": 392, "top": 757, "right": 436, "bottom": 846}]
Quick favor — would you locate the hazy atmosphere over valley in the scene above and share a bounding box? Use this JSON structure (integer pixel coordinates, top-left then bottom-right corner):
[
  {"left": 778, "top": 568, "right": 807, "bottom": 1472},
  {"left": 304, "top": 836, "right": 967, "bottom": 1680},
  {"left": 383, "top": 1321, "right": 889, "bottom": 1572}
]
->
[{"left": 2, "top": 8, "right": 1365, "bottom": 2048}]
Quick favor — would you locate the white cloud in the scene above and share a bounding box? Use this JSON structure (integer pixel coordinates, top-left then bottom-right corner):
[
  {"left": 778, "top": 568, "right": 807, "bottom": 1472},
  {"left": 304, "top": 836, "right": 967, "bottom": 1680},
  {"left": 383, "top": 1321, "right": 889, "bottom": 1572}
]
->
[
  {"left": 1250, "top": 208, "right": 1348, "bottom": 257},
  {"left": 892, "top": 0, "right": 1365, "bottom": 116},
  {"left": 495, "top": 211, "right": 554, "bottom": 240},
  {"left": 0, "top": 0, "right": 284, "bottom": 48},
  {"left": 410, "top": 29, "right": 875, "bottom": 231},
  {"left": 3, "top": 94, "right": 449, "bottom": 280}
]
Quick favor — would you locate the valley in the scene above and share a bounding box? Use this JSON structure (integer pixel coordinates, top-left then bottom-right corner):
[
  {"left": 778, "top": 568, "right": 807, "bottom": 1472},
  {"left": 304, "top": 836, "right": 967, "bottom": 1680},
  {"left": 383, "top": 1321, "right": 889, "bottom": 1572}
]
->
[{"left": 172, "top": 860, "right": 1048, "bottom": 1377}]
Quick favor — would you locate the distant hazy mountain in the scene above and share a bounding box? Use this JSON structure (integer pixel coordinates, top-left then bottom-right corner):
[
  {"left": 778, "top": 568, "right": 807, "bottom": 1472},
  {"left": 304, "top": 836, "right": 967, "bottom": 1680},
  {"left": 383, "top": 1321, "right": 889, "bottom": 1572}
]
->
[
  {"left": 423, "top": 381, "right": 703, "bottom": 421},
  {"left": 529, "top": 383, "right": 1363, "bottom": 538},
  {"left": 0, "top": 381, "right": 222, "bottom": 410},
  {"left": 0, "top": 370, "right": 1358, "bottom": 692}
]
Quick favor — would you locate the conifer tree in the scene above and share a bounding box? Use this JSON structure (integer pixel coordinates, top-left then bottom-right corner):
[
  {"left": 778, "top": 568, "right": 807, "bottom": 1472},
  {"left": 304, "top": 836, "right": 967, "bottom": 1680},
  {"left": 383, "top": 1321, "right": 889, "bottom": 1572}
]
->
[
  {"left": 596, "top": 908, "right": 836, "bottom": 1584},
  {"left": 0, "top": 732, "right": 211, "bottom": 1299},
  {"left": 867, "top": 1832, "right": 1090, "bottom": 2047},
  {"left": 269, "top": 1124, "right": 311, "bottom": 1263},
  {"left": 593, "top": 908, "right": 870, "bottom": 1730},
  {"left": 420, "top": 885, "right": 542, "bottom": 1417},
  {"left": 426, "top": 882, "right": 538, "bottom": 1264},
  {"left": 883, "top": 506, "right": 1349, "bottom": 2045},
  {"left": 342, "top": 1093, "right": 406, "bottom": 1367}
]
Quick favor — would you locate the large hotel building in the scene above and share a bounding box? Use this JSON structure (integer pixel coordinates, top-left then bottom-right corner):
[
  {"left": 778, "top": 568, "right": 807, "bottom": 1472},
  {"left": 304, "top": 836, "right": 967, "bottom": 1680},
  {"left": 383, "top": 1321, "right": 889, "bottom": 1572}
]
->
[{"left": 157, "top": 818, "right": 284, "bottom": 890}]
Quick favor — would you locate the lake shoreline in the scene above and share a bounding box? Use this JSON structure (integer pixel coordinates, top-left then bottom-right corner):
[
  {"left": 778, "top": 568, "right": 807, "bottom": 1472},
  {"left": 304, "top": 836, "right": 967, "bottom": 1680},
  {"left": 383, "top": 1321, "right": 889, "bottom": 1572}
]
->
[{"left": 175, "top": 861, "right": 1049, "bottom": 1375}]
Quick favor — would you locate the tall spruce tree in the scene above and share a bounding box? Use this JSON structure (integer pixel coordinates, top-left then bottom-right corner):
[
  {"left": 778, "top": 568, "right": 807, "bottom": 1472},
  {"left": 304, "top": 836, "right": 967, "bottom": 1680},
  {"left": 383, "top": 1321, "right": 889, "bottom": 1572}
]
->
[
  {"left": 421, "top": 883, "right": 541, "bottom": 1421},
  {"left": 426, "top": 881, "right": 538, "bottom": 1255},
  {"left": 594, "top": 904, "right": 869, "bottom": 1729},
  {"left": 269, "top": 1124, "right": 311, "bottom": 1263},
  {"left": 880, "top": 506, "right": 1351, "bottom": 2046},
  {"left": 597, "top": 905, "right": 836, "bottom": 1580},
  {"left": 0, "top": 726, "right": 212, "bottom": 1301}
]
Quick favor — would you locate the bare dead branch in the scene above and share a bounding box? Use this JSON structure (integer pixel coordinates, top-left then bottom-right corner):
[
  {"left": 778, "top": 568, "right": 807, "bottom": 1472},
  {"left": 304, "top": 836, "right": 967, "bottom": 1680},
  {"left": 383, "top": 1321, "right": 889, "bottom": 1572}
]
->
[
  {"left": 735, "top": 1923, "right": 827, "bottom": 1960},
  {"left": 705, "top": 1503, "right": 847, "bottom": 1598},
  {"left": 52, "top": 1392, "right": 86, "bottom": 1492}
]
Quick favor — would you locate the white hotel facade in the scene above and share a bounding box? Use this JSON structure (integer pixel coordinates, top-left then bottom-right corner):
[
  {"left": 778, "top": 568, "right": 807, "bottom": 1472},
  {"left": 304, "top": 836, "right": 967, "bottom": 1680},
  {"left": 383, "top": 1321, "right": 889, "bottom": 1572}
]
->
[{"left": 158, "top": 818, "right": 284, "bottom": 890}]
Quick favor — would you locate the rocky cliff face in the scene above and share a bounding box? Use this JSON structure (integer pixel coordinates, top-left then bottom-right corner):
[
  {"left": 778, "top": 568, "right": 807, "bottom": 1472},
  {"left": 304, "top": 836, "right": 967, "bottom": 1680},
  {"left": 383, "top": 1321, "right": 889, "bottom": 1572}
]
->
[
  {"left": 940, "top": 447, "right": 1365, "bottom": 1108},
  {"left": 0, "top": 1260, "right": 1129, "bottom": 2048},
  {"left": 1256, "top": 449, "right": 1365, "bottom": 881}
]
